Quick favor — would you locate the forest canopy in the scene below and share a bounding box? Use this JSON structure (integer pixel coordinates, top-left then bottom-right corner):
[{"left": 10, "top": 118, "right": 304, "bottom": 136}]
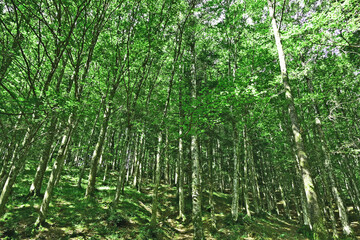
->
[{"left": 0, "top": 0, "right": 359, "bottom": 239}]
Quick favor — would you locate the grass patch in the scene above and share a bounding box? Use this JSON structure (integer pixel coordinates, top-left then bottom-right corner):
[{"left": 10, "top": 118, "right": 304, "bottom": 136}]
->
[{"left": 2, "top": 165, "right": 357, "bottom": 239}]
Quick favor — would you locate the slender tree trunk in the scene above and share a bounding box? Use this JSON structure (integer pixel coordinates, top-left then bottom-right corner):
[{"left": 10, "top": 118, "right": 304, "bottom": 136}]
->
[
  {"left": 148, "top": 16, "right": 184, "bottom": 226},
  {"left": 190, "top": 40, "right": 204, "bottom": 240},
  {"left": 231, "top": 120, "right": 240, "bottom": 221},
  {"left": 0, "top": 121, "right": 22, "bottom": 188},
  {"left": 259, "top": 152, "right": 273, "bottom": 213},
  {"left": 73, "top": 137, "right": 84, "bottom": 167},
  {"left": 328, "top": 202, "right": 338, "bottom": 239},
  {"left": 279, "top": 183, "right": 291, "bottom": 219},
  {"left": 164, "top": 130, "right": 170, "bottom": 185},
  {"left": 337, "top": 158, "right": 360, "bottom": 215},
  {"left": 35, "top": 114, "right": 75, "bottom": 226},
  {"left": 124, "top": 136, "right": 134, "bottom": 189},
  {"left": 218, "top": 139, "right": 224, "bottom": 193},
  {"left": 191, "top": 133, "right": 204, "bottom": 239},
  {"left": 267, "top": 1, "right": 327, "bottom": 238},
  {"left": 133, "top": 131, "right": 144, "bottom": 188},
  {"left": 208, "top": 139, "right": 216, "bottom": 230},
  {"left": 85, "top": 105, "right": 111, "bottom": 197},
  {"left": 112, "top": 127, "right": 131, "bottom": 206},
  {"left": 0, "top": 142, "right": 18, "bottom": 191},
  {"left": 137, "top": 160, "right": 143, "bottom": 192},
  {"left": 149, "top": 69, "right": 177, "bottom": 226},
  {"left": 243, "top": 126, "right": 251, "bottom": 217},
  {"left": 77, "top": 104, "right": 102, "bottom": 188},
  {"left": 102, "top": 131, "right": 114, "bottom": 183},
  {"left": 150, "top": 132, "right": 163, "bottom": 227},
  {"left": 0, "top": 125, "right": 34, "bottom": 216},
  {"left": 137, "top": 135, "right": 147, "bottom": 192},
  {"left": 178, "top": 64, "right": 186, "bottom": 220},
  {"left": 248, "top": 136, "right": 260, "bottom": 215},
  {"left": 178, "top": 126, "right": 186, "bottom": 221},
  {"left": 318, "top": 166, "right": 338, "bottom": 239},
  {"left": 306, "top": 77, "right": 354, "bottom": 236},
  {"left": 29, "top": 116, "right": 58, "bottom": 197}
]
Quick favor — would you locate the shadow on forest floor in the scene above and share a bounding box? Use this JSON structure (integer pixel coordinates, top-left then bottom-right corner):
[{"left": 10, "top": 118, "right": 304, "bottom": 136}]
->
[{"left": 1, "top": 167, "right": 360, "bottom": 239}]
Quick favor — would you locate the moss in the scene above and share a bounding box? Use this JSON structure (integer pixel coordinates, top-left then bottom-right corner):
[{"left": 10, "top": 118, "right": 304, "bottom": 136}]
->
[{"left": 312, "top": 222, "right": 329, "bottom": 240}]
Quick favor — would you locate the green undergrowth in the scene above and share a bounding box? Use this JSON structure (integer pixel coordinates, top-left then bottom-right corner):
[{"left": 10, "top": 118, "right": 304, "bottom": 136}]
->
[{"left": 0, "top": 165, "right": 322, "bottom": 239}]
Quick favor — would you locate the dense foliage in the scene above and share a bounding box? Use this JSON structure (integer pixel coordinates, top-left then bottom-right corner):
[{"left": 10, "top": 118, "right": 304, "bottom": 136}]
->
[{"left": 0, "top": 0, "right": 359, "bottom": 239}]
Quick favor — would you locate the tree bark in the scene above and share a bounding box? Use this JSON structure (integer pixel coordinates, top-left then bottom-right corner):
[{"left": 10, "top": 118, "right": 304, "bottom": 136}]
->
[
  {"left": 243, "top": 126, "right": 251, "bottom": 217},
  {"left": 267, "top": 1, "right": 327, "bottom": 238},
  {"left": 208, "top": 139, "right": 216, "bottom": 230},
  {"left": 150, "top": 132, "right": 163, "bottom": 227},
  {"left": 35, "top": 114, "right": 75, "bottom": 226},
  {"left": 77, "top": 106, "right": 102, "bottom": 188},
  {"left": 231, "top": 120, "right": 240, "bottom": 221},
  {"left": 178, "top": 66, "right": 186, "bottom": 221},
  {"left": 306, "top": 77, "right": 354, "bottom": 237},
  {"left": 0, "top": 126, "right": 34, "bottom": 216},
  {"left": 178, "top": 126, "right": 186, "bottom": 221},
  {"left": 85, "top": 105, "right": 111, "bottom": 197},
  {"left": 112, "top": 127, "right": 131, "bottom": 206},
  {"left": 29, "top": 116, "right": 58, "bottom": 197},
  {"left": 190, "top": 40, "right": 204, "bottom": 240}
]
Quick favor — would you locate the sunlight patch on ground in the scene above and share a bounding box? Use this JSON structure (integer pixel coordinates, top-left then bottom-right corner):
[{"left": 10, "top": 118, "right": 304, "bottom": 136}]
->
[
  {"left": 13, "top": 203, "right": 31, "bottom": 209},
  {"left": 55, "top": 198, "right": 73, "bottom": 205},
  {"left": 139, "top": 201, "right": 152, "bottom": 214},
  {"left": 97, "top": 186, "right": 115, "bottom": 190}
]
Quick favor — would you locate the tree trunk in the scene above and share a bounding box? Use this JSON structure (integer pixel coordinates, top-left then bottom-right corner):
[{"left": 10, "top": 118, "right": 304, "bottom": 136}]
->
[
  {"left": 231, "top": 120, "right": 240, "bottom": 221},
  {"left": 85, "top": 105, "right": 111, "bottom": 197},
  {"left": 35, "top": 114, "right": 75, "bottom": 226},
  {"left": 190, "top": 41, "right": 204, "bottom": 240},
  {"left": 0, "top": 142, "right": 18, "bottom": 191},
  {"left": 279, "top": 183, "right": 291, "bottom": 219},
  {"left": 77, "top": 105, "right": 102, "bottom": 188},
  {"left": 29, "top": 116, "right": 58, "bottom": 197},
  {"left": 164, "top": 130, "right": 170, "bottom": 185},
  {"left": 113, "top": 128, "right": 132, "bottom": 205},
  {"left": 267, "top": 1, "right": 327, "bottom": 238},
  {"left": 243, "top": 126, "right": 251, "bottom": 217},
  {"left": 306, "top": 77, "right": 354, "bottom": 237},
  {"left": 248, "top": 135, "right": 260, "bottom": 215},
  {"left": 208, "top": 139, "right": 216, "bottom": 230},
  {"left": 132, "top": 132, "right": 143, "bottom": 188},
  {"left": 150, "top": 132, "right": 163, "bottom": 227},
  {"left": 191, "top": 133, "right": 204, "bottom": 239},
  {"left": 0, "top": 126, "right": 34, "bottom": 216},
  {"left": 178, "top": 126, "right": 186, "bottom": 221}
]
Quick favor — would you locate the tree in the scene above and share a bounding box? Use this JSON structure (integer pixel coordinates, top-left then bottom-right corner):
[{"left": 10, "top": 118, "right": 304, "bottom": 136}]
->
[{"left": 267, "top": 0, "right": 327, "bottom": 238}]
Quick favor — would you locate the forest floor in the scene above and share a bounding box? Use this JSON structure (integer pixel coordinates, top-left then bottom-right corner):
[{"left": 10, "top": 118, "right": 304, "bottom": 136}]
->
[{"left": 0, "top": 165, "right": 359, "bottom": 239}]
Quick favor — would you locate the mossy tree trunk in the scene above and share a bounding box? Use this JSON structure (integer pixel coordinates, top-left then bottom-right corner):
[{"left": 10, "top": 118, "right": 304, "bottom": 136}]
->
[{"left": 267, "top": 1, "right": 327, "bottom": 238}]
